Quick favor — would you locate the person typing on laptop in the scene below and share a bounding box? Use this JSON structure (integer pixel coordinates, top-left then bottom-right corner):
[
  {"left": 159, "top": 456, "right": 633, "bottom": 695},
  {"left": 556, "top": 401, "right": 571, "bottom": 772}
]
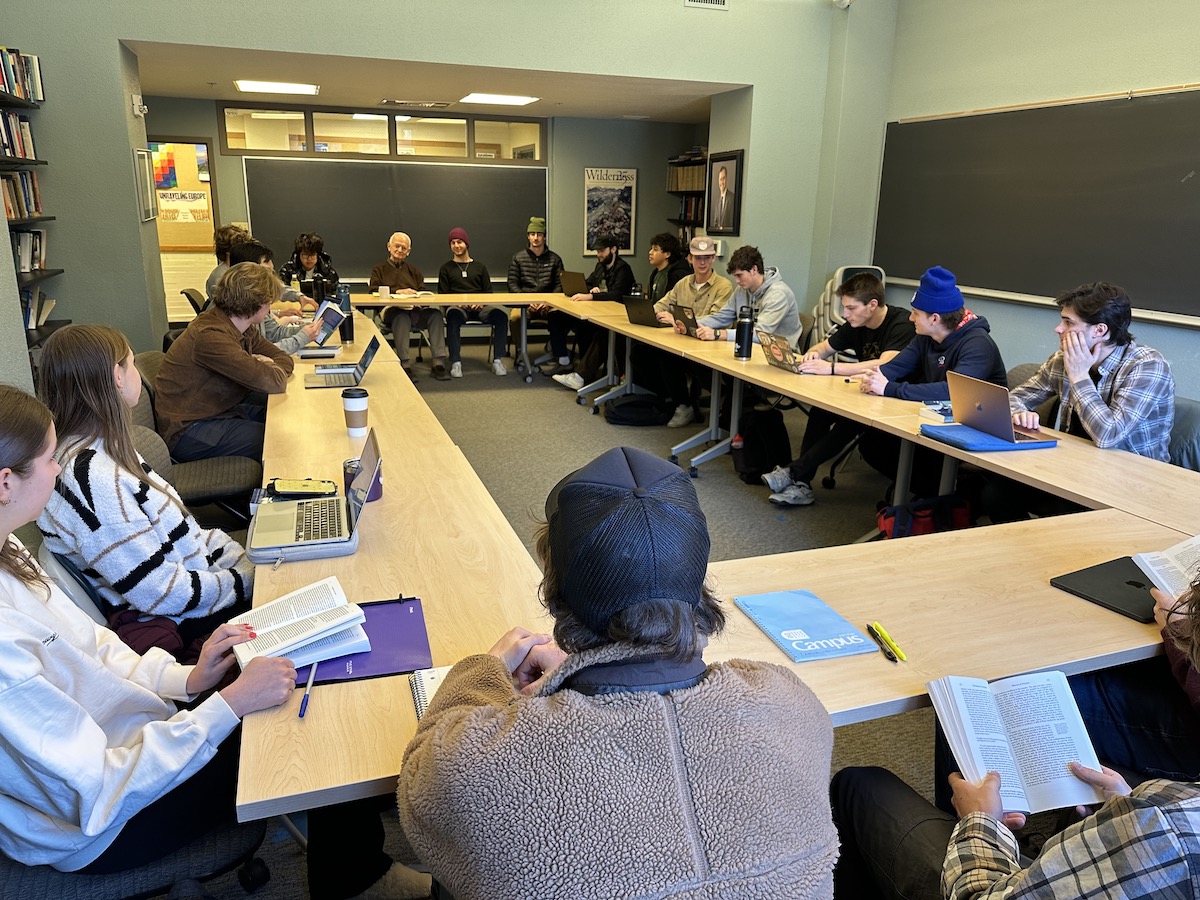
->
[
  {"left": 155, "top": 263, "right": 294, "bottom": 463},
  {"left": 983, "top": 281, "right": 1176, "bottom": 522},
  {"left": 761, "top": 272, "right": 915, "bottom": 506},
  {"left": 552, "top": 233, "right": 636, "bottom": 389}
]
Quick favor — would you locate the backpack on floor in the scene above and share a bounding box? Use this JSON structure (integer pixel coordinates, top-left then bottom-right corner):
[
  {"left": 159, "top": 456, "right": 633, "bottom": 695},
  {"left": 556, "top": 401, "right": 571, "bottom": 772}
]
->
[
  {"left": 730, "top": 408, "right": 792, "bottom": 484},
  {"left": 876, "top": 494, "right": 972, "bottom": 538},
  {"left": 603, "top": 394, "right": 675, "bottom": 426}
]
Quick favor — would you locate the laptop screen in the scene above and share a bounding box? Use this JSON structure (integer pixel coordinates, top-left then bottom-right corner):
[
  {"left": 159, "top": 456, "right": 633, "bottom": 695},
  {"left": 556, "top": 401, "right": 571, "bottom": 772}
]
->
[
  {"left": 353, "top": 336, "right": 381, "bottom": 381},
  {"left": 346, "top": 429, "right": 382, "bottom": 530}
]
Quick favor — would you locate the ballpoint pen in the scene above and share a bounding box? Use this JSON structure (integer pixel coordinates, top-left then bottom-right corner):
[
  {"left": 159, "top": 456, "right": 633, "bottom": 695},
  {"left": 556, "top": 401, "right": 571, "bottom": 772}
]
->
[
  {"left": 865, "top": 624, "right": 898, "bottom": 663},
  {"left": 872, "top": 621, "right": 907, "bottom": 661},
  {"left": 299, "top": 662, "right": 318, "bottom": 718}
]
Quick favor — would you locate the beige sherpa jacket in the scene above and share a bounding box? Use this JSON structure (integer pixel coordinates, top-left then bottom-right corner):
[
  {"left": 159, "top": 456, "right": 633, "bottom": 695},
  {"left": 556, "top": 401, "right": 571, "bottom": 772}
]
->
[{"left": 398, "top": 642, "right": 837, "bottom": 899}]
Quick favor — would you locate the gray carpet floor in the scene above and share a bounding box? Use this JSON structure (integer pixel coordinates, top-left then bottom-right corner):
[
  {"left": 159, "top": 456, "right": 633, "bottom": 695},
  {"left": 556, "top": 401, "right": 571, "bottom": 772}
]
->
[{"left": 35, "top": 354, "right": 939, "bottom": 898}]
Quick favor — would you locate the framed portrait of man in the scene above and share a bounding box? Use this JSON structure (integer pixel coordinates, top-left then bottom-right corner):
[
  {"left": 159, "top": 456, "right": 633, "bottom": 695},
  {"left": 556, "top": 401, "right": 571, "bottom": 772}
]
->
[{"left": 707, "top": 150, "right": 743, "bottom": 235}]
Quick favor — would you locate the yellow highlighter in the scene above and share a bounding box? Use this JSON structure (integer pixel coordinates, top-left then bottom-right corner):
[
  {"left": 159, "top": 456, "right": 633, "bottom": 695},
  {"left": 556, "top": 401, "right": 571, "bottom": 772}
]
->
[{"left": 871, "top": 621, "right": 907, "bottom": 661}]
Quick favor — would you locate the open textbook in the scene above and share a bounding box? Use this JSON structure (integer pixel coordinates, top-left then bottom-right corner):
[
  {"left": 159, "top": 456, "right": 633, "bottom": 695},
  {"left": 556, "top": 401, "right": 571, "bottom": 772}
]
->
[
  {"left": 231, "top": 576, "right": 370, "bottom": 670},
  {"left": 1132, "top": 534, "right": 1200, "bottom": 598},
  {"left": 928, "top": 671, "right": 1104, "bottom": 816}
]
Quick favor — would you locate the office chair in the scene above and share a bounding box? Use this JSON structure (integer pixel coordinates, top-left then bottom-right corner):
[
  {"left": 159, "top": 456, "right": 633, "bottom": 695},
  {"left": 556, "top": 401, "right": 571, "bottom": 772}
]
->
[
  {"left": 37, "top": 544, "right": 111, "bottom": 624},
  {"left": 180, "top": 288, "right": 206, "bottom": 315}
]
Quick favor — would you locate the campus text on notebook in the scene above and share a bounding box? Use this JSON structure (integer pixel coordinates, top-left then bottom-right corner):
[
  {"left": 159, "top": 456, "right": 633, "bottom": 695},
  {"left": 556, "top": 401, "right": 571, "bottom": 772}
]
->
[{"left": 733, "top": 590, "right": 876, "bottom": 663}]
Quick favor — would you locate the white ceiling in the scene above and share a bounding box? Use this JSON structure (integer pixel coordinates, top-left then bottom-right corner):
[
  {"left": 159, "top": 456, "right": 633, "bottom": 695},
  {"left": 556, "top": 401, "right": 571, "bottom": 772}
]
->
[{"left": 126, "top": 41, "right": 744, "bottom": 124}]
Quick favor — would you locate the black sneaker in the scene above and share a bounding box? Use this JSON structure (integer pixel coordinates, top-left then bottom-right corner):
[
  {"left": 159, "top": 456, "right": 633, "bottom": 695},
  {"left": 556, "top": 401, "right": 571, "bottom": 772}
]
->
[
  {"left": 431, "top": 363, "right": 451, "bottom": 381},
  {"left": 540, "top": 360, "right": 575, "bottom": 377}
]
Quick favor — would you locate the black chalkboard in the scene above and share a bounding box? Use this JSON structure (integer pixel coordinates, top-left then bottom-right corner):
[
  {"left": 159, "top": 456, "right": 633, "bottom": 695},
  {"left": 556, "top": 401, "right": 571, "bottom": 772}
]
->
[
  {"left": 243, "top": 157, "right": 547, "bottom": 283},
  {"left": 873, "top": 91, "right": 1200, "bottom": 318}
]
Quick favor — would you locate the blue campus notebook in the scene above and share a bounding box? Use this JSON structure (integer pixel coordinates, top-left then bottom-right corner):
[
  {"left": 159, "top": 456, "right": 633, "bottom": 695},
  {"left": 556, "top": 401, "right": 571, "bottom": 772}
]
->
[
  {"left": 919, "top": 423, "right": 1059, "bottom": 452},
  {"left": 733, "top": 590, "right": 876, "bottom": 663}
]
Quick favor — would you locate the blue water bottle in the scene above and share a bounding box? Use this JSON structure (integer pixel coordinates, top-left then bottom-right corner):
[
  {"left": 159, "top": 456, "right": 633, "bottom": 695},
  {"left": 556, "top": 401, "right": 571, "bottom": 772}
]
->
[{"left": 337, "top": 284, "right": 354, "bottom": 343}]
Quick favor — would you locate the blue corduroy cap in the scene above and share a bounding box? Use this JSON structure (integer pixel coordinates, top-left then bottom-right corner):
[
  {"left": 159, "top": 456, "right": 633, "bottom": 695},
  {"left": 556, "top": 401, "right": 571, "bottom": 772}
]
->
[
  {"left": 911, "top": 265, "right": 964, "bottom": 314},
  {"left": 545, "top": 447, "right": 710, "bottom": 634}
]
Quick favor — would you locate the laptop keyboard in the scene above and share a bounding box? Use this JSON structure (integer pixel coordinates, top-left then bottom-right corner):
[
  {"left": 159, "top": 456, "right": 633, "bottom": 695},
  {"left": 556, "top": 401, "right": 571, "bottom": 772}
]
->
[
  {"left": 323, "top": 373, "right": 356, "bottom": 387},
  {"left": 297, "top": 498, "right": 344, "bottom": 541}
]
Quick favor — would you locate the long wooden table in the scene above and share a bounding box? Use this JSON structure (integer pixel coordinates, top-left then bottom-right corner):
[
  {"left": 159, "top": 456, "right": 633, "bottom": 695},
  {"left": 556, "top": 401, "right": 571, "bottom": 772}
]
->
[{"left": 236, "top": 316, "right": 546, "bottom": 821}]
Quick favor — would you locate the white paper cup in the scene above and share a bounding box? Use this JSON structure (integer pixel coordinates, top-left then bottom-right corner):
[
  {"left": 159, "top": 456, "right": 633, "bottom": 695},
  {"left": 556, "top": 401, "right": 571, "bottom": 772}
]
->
[
  {"left": 341, "top": 387, "right": 369, "bottom": 437},
  {"left": 378, "top": 285, "right": 390, "bottom": 298}
]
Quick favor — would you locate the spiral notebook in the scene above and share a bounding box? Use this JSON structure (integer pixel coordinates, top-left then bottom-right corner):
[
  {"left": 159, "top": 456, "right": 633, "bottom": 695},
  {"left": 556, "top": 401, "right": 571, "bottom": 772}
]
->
[{"left": 409, "top": 665, "right": 453, "bottom": 718}]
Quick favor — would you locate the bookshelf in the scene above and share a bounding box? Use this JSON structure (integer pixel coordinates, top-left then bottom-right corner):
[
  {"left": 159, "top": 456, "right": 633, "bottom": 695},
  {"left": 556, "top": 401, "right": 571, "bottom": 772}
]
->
[
  {"left": 0, "top": 47, "right": 64, "bottom": 346},
  {"left": 666, "top": 155, "right": 706, "bottom": 245}
]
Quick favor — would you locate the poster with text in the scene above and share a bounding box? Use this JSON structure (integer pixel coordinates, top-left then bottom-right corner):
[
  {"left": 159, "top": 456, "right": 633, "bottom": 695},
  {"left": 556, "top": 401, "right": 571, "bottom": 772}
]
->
[{"left": 583, "top": 167, "right": 635, "bottom": 255}]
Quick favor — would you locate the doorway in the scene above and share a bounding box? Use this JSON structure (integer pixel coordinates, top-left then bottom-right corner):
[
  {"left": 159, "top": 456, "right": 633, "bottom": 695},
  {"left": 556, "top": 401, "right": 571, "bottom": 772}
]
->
[{"left": 148, "top": 137, "right": 218, "bottom": 324}]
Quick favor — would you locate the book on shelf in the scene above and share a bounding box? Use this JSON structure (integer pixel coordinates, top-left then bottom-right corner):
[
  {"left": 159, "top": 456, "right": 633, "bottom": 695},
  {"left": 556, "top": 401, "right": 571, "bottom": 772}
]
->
[
  {"left": 929, "top": 670, "right": 1104, "bottom": 816},
  {"left": 0, "top": 49, "right": 43, "bottom": 101},
  {"left": 410, "top": 665, "right": 454, "bottom": 719},
  {"left": 1132, "top": 534, "right": 1200, "bottom": 598},
  {"left": 35, "top": 297, "right": 55, "bottom": 326},
  {"left": 733, "top": 589, "right": 878, "bottom": 663},
  {"left": 231, "top": 576, "right": 370, "bottom": 670}
]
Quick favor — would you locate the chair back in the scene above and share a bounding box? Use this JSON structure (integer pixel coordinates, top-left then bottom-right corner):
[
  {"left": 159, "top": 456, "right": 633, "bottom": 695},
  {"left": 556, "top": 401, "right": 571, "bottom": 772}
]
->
[
  {"left": 130, "top": 379, "right": 156, "bottom": 430},
  {"left": 1169, "top": 396, "right": 1200, "bottom": 472},
  {"left": 133, "top": 350, "right": 166, "bottom": 392},
  {"left": 36, "top": 544, "right": 107, "bottom": 625},
  {"left": 180, "top": 288, "right": 206, "bottom": 315},
  {"left": 131, "top": 425, "right": 176, "bottom": 486}
]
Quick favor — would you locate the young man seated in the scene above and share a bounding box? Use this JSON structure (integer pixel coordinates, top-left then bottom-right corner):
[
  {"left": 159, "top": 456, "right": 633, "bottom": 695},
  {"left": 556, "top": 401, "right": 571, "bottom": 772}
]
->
[
  {"left": 761, "top": 272, "right": 915, "bottom": 506},
  {"left": 155, "top": 262, "right": 294, "bottom": 462}
]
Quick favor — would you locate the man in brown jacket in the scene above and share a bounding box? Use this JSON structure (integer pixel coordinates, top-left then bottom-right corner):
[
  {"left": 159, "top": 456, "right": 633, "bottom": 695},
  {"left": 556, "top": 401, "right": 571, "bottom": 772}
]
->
[
  {"left": 155, "top": 262, "right": 294, "bottom": 461},
  {"left": 398, "top": 446, "right": 838, "bottom": 900}
]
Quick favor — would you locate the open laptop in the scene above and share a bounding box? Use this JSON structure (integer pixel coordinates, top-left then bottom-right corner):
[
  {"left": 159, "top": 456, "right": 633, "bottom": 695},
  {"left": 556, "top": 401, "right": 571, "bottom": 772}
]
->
[
  {"left": 946, "top": 371, "right": 1058, "bottom": 445},
  {"left": 624, "top": 295, "right": 670, "bottom": 328},
  {"left": 756, "top": 330, "right": 805, "bottom": 374},
  {"left": 560, "top": 271, "right": 589, "bottom": 296},
  {"left": 1050, "top": 557, "right": 1156, "bottom": 623},
  {"left": 247, "top": 429, "right": 383, "bottom": 564},
  {"left": 304, "top": 335, "right": 380, "bottom": 388}
]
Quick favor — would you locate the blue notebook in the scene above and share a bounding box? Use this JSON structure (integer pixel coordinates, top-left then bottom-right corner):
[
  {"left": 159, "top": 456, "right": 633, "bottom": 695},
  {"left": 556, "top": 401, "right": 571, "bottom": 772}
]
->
[
  {"left": 919, "top": 423, "right": 1058, "bottom": 452},
  {"left": 733, "top": 590, "right": 877, "bottom": 663}
]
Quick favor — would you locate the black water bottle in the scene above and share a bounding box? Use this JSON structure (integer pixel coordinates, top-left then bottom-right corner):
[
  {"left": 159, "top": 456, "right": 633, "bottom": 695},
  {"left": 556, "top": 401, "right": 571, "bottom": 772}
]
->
[
  {"left": 337, "top": 284, "right": 354, "bottom": 342},
  {"left": 734, "top": 305, "right": 754, "bottom": 359}
]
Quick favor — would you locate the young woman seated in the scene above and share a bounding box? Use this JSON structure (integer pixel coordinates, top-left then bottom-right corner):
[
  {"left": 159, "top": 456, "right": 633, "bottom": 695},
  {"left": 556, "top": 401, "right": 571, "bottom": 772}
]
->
[{"left": 36, "top": 324, "right": 252, "bottom": 660}]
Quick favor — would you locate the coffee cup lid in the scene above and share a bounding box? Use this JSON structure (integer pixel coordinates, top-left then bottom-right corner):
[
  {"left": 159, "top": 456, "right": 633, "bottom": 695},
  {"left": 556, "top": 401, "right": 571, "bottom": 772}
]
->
[{"left": 341, "top": 387, "right": 368, "bottom": 399}]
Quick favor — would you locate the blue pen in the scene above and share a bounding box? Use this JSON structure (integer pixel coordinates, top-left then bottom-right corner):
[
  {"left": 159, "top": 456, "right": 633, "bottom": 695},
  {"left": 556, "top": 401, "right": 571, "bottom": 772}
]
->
[{"left": 298, "top": 662, "right": 318, "bottom": 718}]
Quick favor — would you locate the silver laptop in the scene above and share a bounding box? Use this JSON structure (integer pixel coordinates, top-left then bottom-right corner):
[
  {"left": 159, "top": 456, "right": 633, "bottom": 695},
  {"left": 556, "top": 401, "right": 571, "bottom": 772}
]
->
[
  {"left": 246, "top": 429, "right": 382, "bottom": 563},
  {"left": 304, "top": 335, "right": 379, "bottom": 388},
  {"left": 561, "top": 271, "right": 589, "bottom": 296},
  {"left": 946, "top": 371, "right": 1057, "bottom": 444}
]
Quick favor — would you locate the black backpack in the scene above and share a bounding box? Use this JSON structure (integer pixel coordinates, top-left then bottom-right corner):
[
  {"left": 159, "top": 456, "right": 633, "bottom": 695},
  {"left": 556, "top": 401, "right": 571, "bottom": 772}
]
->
[
  {"left": 603, "top": 394, "right": 675, "bottom": 426},
  {"left": 730, "top": 408, "right": 792, "bottom": 484}
]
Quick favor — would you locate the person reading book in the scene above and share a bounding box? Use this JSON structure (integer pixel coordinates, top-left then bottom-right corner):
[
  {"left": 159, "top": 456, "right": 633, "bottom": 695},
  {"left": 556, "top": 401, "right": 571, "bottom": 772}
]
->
[
  {"left": 830, "top": 761, "right": 1200, "bottom": 899},
  {"left": 36, "top": 324, "right": 252, "bottom": 660},
  {"left": 0, "top": 385, "right": 431, "bottom": 898},
  {"left": 369, "top": 231, "right": 451, "bottom": 381},
  {"left": 397, "top": 446, "right": 838, "bottom": 900}
]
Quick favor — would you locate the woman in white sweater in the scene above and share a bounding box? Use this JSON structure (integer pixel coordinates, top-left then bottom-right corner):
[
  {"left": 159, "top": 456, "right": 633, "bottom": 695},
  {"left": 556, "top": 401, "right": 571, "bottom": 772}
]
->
[
  {"left": 0, "top": 383, "right": 294, "bottom": 872},
  {"left": 36, "top": 324, "right": 252, "bottom": 654}
]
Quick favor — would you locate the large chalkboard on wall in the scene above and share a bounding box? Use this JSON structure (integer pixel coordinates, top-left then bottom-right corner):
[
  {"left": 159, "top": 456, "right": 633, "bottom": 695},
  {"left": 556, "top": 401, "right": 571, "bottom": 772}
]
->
[
  {"left": 873, "top": 90, "right": 1200, "bottom": 318},
  {"left": 244, "top": 157, "right": 547, "bottom": 282}
]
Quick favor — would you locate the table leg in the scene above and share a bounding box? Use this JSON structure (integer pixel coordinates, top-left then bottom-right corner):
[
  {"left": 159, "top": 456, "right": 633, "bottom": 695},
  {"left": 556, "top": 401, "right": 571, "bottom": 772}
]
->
[
  {"left": 518, "top": 308, "right": 533, "bottom": 382},
  {"left": 938, "top": 455, "right": 959, "bottom": 496},
  {"left": 670, "top": 370, "right": 737, "bottom": 477},
  {"left": 895, "top": 440, "right": 914, "bottom": 502}
]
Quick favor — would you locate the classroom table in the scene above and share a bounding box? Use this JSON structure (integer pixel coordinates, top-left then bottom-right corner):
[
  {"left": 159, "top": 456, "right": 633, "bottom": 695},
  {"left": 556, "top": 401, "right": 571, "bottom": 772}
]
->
[
  {"left": 351, "top": 292, "right": 562, "bottom": 382},
  {"left": 706, "top": 508, "right": 1185, "bottom": 726},
  {"left": 236, "top": 320, "right": 547, "bottom": 821}
]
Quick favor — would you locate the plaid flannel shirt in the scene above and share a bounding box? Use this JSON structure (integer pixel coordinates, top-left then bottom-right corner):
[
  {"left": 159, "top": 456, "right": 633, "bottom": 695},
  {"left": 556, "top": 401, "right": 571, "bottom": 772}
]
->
[
  {"left": 942, "top": 780, "right": 1200, "bottom": 900},
  {"left": 1009, "top": 341, "right": 1174, "bottom": 461}
]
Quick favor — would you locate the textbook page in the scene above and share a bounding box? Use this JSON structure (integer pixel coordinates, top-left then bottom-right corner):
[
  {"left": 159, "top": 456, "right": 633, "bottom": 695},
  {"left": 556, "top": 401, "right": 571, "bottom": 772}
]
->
[
  {"left": 231, "top": 577, "right": 365, "bottom": 667},
  {"left": 1134, "top": 535, "right": 1200, "bottom": 598},
  {"left": 992, "top": 671, "right": 1103, "bottom": 814},
  {"left": 929, "top": 675, "right": 1029, "bottom": 814}
]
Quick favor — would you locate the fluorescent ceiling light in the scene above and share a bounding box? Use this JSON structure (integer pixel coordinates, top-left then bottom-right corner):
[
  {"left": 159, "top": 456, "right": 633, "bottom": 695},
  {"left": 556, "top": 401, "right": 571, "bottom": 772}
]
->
[
  {"left": 235, "top": 80, "right": 320, "bottom": 96},
  {"left": 249, "top": 112, "right": 304, "bottom": 120},
  {"left": 459, "top": 92, "right": 538, "bottom": 106},
  {"left": 351, "top": 113, "right": 387, "bottom": 121},
  {"left": 392, "top": 115, "right": 412, "bottom": 122}
]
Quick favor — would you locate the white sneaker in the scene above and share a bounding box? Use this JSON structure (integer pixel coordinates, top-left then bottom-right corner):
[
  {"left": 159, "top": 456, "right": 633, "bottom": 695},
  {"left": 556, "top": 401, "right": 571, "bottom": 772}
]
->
[
  {"left": 667, "top": 404, "right": 695, "bottom": 428},
  {"left": 761, "top": 465, "right": 794, "bottom": 493},
  {"left": 769, "top": 482, "right": 816, "bottom": 507},
  {"left": 553, "top": 372, "right": 585, "bottom": 390},
  {"left": 449, "top": 361, "right": 463, "bottom": 378},
  {"left": 491, "top": 359, "right": 507, "bottom": 376}
]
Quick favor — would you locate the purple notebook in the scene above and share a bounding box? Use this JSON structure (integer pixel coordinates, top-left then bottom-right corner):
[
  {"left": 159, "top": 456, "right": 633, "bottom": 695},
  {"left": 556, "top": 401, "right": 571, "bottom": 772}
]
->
[{"left": 295, "top": 597, "right": 433, "bottom": 686}]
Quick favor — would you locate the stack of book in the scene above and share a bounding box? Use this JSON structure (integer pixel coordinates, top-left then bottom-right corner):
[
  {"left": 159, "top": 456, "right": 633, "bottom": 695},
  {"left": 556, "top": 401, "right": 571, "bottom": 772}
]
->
[
  {"left": 1, "top": 171, "right": 42, "bottom": 218},
  {"left": 11, "top": 228, "right": 46, "bottom": 272},
  {"left": 0, "top": 48, "right": 43, "bottom": 101},
  {"left": 0, "top": 110, "right": 36, "bottom": 159}
]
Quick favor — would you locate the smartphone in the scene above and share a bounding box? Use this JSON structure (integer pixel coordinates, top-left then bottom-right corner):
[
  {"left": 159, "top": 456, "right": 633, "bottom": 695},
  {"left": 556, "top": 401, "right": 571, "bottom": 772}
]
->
[{"left": 269, "top": 478, "right": 338, "bottom": 497}]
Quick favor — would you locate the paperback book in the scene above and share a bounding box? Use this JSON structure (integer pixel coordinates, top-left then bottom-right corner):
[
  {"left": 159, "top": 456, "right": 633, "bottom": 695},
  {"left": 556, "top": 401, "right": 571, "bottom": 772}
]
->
[
  {"left": 1132, "top": 534, "right": 1200, "bottom": 599},
  {"left": 231, "top": 576, "right": 369, "bottom": 670}
]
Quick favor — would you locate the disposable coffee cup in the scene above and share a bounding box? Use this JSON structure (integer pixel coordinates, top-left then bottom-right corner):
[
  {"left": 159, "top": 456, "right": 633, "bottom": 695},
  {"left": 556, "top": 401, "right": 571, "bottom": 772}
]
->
[
  {"left": 378, "top": 284, "right": 390, "bottom": 298},
  {"left": 341, "top": 387, "right": 369, "bottom": 437}
]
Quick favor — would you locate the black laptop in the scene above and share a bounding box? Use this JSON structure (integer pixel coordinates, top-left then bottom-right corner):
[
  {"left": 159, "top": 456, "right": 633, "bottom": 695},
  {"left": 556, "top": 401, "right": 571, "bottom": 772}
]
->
[
  {"left": 1050, "top": 557, "right": 1156, "bottom": 623},
  {"left": 624, "top": 295, "right": 670, "bottom": 328}
]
